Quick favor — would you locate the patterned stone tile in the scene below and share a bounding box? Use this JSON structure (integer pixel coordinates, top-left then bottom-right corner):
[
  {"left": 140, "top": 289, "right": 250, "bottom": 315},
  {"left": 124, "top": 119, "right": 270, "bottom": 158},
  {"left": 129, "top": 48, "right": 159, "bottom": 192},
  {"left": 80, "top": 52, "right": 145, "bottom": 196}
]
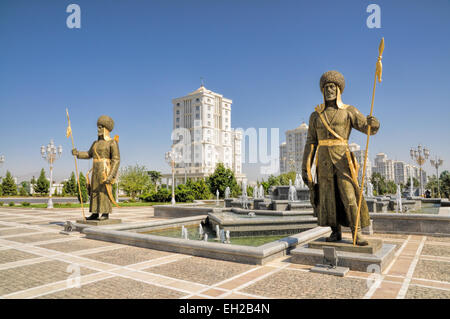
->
[
  {"left": 83, "top": 246, "right": 171, "bottom": 266},
  {"left": 241, "top": 269, "right": 368, "bottom": 299},
  {"left": 413, "top": 259, "right": 450, "bottom": 282},
  {"left": 421, "top": 244, "right": 450, "bottom": 258},
  {"left": 426, "top": 236, "right": 450, "bottom": 243},
  {"left": 0, "top": 249, "right": 40, "bottom": 264},
  {"left": 38, "top": 239, "right": 116, "bottom": 253},
  {"left": 37, "top": 276, "right": 185, "bottom": 299},
  {"left": 406, "top": 285, "right": 450, "bottom": 299},
  {"left": 5, "top": 232, "right": 67, "bottom": 243},
  {"left": 145, "top": 256, "right": 254, "bottom": 285},
  {"left": 0, "top": 260, "right": 96, "bottom": 296},
  {"left": 0, "top": 228, "right": 38, "bottom": 236}
]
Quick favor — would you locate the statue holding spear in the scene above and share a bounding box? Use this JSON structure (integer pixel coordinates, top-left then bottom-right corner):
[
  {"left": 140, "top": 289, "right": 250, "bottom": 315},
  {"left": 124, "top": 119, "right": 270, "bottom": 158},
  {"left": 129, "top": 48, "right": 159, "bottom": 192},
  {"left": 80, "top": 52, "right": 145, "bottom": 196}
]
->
[
  {"left": 67, "top": 112, "right": 120, "bottom": 221},
  {"left": 302, "top": 39, "right": 384, "bottom": 246}
]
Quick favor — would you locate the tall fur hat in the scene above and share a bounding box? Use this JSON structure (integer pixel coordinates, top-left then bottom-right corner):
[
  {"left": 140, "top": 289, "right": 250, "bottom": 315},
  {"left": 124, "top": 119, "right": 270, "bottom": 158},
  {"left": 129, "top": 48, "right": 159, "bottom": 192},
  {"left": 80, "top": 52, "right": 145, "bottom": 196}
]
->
[
  {"left": 97, "top": 115, "right": 114, "bottom": 132},
  {"left": 320, "top": 70, "right": 345, "bottom": 94}
]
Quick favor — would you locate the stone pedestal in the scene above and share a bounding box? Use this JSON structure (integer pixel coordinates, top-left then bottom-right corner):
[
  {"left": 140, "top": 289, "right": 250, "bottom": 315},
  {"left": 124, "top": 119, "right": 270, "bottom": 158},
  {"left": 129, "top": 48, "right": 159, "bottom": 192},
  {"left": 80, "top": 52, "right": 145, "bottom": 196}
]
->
[
  {"left": 253, "top": 198, "right": 265, "bottom": 210},
  {"left": 290, "top": 236, "right": 396, "bottom": 272},
  {"left": 76, "top": 219, "right": 122, "bottom": 226},
  {"left": 366, "top": 198, "right": 377, "bottom": 212},
  {"left": 224, "top": 198, "right": 233, "bottom": 208}
]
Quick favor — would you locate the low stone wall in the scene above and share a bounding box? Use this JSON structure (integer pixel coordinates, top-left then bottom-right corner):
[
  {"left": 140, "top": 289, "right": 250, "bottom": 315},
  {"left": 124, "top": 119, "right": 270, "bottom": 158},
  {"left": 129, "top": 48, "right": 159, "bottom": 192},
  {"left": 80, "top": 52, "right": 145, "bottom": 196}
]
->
[
  {"left": 153, "top": 204, "right": 214, "bottom": 218},
  {"left": 370, "top": 213, "right": 450, "bottom": 236}
]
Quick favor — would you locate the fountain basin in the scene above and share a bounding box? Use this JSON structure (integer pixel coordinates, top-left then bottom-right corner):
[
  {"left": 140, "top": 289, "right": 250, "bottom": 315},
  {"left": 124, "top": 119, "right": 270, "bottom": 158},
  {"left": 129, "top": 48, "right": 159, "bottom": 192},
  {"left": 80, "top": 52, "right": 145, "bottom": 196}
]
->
[{"left": 71, "top": 216, "right": 330, "bottom": 265}]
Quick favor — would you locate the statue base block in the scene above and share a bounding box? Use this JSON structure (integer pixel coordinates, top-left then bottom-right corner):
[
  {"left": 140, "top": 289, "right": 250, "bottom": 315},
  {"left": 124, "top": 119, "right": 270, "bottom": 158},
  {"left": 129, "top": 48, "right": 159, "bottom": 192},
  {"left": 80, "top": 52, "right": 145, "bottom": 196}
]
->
[
  {"left": 310, "top": 264, "right": 349, "bottom": 277},
  {"left": 76, "top": 219, "right": 122, "bottom": 226},
  {"left": 290, "top": 237, "right": 396, "bottom": 272},
  {"left": 308, "top": 237, "right": 382, "bottom": 254}
]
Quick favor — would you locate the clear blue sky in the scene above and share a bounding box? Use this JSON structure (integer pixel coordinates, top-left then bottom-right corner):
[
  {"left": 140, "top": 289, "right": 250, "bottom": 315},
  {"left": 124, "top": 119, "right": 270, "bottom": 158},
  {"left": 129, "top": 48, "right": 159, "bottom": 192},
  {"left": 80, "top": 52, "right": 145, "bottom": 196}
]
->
[{"left": 0, "top": 0, "right": 449, "bottom": 182}]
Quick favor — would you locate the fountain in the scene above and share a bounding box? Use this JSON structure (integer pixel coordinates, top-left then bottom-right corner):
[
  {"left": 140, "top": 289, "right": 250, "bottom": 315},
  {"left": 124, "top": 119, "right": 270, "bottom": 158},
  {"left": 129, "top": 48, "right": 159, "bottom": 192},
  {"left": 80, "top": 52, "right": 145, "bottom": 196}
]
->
[
  {"left": 253, "top": 185, "right": 258, "bottom": 199},
  {"left": 216, "top": 189, "right": 220, "bottom": 206},
  {"left": 288, "top": 180, "right": 298, "bottom": 202},
  {"left": 225, "top": 186, "right": 231, "bottom": 199},
  {"left": 198, "top": 223, "right": 204, "bottom": 239},
  {"left": 239, "top": 180, "right": 250, "bottom": 209},
  {"left": 215, "top": 224, "right": 220, "bottom": 241},
  {"left": 259, "top": 185, "right": 264, "bottom": 199},
  {"left": 181, "top": 225, "right": 189, "bottom": 240},
  {"left": 396, "top": 184, "right": 403, "bottom": 213}
]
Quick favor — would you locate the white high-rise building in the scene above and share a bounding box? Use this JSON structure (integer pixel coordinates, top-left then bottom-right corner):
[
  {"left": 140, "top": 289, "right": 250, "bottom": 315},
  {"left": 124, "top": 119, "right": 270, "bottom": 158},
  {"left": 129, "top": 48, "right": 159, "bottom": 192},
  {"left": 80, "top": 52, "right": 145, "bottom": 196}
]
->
[
  {"left": 166, "top": 85, "right": 245, "bottom": 185},
  {"left": 373, "top": 153, "right": 395, "bottom": 181},
  {"left": 394, "top": 161, "right": 408, "bottom": 185},
  {"left": 280, "top": 122, "right": 308, "bottom": 174}
]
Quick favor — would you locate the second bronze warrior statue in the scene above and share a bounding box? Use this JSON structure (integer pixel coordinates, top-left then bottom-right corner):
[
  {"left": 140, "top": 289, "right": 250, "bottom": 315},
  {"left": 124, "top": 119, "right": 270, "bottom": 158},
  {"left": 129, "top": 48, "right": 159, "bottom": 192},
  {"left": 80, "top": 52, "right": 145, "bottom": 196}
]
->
[
  {"left": 301, "top": 71, "right": 380, "bottom": 246},
  {"left": 72, "top": 115, "right": 120, "bottom": 220}
]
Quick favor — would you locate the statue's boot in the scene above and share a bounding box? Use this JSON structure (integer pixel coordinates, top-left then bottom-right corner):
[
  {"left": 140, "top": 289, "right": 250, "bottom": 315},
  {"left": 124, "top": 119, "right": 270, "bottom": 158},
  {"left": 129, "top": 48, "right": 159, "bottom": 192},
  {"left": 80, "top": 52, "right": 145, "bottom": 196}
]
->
[
  {"left": 351, "top": 225, "right": 369, "bottom": 246},
  {"left": 100, "top": 214, "right": 109, "bottom": 220},
  {"left": 86, "top": 213, "right": 99, "bottom": 220},
  {"left": 326, "top": 225, "right": 342, "bottom": 242}
]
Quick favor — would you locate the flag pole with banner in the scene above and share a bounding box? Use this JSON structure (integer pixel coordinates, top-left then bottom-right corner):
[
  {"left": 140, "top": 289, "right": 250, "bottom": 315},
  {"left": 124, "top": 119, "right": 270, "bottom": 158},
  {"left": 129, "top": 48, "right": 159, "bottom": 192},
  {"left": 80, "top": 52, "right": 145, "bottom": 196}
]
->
[
  {"left": 66, "top": 109, "right": 86, "bottom": 221},
  {"left": 353, "top": 38, "right": 384, "bottom": 246}
]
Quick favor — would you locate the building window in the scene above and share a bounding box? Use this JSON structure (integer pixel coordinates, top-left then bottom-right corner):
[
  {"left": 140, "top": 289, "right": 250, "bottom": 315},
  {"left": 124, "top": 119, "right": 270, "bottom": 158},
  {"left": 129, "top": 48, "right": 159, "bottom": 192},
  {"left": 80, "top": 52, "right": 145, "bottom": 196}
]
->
[
  {"left": 176, "top": 118, "right": 180, "bottom": 123},
  {"left": 176, "top": 103, "right": 180, "bottom": 106},
  {"left": 208, "top": 121, "right": 211, "bottom": 126},
  {"left": 195, "top": 106, "right": 199, "bottom": 111},
  {"left": 195, "top": 113, "right": 200, "bottom": 120},
  {"left": 207, "top": 114, "right": 211, "bottom": 118}
]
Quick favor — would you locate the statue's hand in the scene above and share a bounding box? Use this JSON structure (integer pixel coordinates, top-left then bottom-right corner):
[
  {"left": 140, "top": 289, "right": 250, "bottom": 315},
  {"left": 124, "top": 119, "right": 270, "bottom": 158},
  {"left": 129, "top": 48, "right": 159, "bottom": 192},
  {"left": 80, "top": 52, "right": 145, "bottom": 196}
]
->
[
  {"left": 366, "top": 115, "right": 379, "bottom": 128},
  {"left": 71, "top": 148, "right": 78, "bottom": 156}
]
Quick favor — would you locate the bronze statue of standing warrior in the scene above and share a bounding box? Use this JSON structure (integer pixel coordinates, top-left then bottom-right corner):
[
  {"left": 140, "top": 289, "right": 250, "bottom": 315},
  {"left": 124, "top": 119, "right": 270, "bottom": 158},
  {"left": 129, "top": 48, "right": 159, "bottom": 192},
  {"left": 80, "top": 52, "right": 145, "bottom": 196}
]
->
[
  {"left": 302, "top": 71, "right": 380, "bottom": 246},
  {"left": 72, "top": 115, "right": 120, "bottom": 220}
]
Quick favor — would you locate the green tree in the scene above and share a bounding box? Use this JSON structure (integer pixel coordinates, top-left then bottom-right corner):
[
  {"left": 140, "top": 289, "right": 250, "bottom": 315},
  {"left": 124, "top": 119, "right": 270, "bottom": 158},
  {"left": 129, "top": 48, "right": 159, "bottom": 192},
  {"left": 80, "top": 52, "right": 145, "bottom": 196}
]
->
[
  {"left": 207, "top": 163, "right": 239, "bottom": 198},
  {"left": 34, "top": 169, "right": 50, "bottom": 195},
  {"left": 77, "top": 172, "right": 89, "bottom": 203},
  {"left": 186, "top": 179, "right": 212, "bottom": 200},
  {"left": 371, "top": 173, "right": 388, "bottom": 195},
  {"left": 63, "top": 172, "right": 77, "bottom": 196},
  {"left": 1, "top": 171, "right": 18, "bottom": 196},
  {"left": 148, "top": 170, "right": 162, "bottom": 191},
  {"left": 386, "top": 180, "right": 397, "bottom": 195},
  {"left": 18, "top": 181, "right": 30, "bottom": 196},
  {"left": 440, "top": 170, "right": 450, "bottom": 199},
  {"left": 119, "top": 165, "right": 152, "bottom": 200}
]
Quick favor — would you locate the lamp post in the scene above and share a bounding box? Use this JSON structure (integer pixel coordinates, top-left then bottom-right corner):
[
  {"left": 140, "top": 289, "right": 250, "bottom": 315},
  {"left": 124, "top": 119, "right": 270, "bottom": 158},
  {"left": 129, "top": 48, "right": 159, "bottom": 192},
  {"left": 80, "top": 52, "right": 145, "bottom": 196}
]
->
[
  {"left": 430, "top": 156, "right": 443, "bottom": 198},
  {"left": 41, "top": 140, "right": 62, "bottom": 209},
  {"left": 0, "top": 155, "right": 4, "bottom": 183},
  {"left": 410, "top": 145, "right": 429, "bottom": 197},
  {"left": 165, "top": 150, "right": 181, "bottom": 205}
]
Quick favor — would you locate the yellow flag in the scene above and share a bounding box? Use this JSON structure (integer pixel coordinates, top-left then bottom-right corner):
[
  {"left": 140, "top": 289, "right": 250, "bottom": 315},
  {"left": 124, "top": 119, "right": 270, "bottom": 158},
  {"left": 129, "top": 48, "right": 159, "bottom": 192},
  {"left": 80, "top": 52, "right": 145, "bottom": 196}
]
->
[{"left": 66, "top": 125, "right": 72, "bottom": 138}]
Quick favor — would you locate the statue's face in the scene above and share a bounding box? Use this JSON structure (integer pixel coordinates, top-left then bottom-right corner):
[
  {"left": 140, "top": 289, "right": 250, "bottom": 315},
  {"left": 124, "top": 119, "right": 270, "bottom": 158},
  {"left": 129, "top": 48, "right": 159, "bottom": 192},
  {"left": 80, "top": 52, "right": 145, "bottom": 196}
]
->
[
  {"left": 97, "top": 125, "right": 105, "bottom": 137},
  {"left": 324, "top": 82, "right": 337, "bottom": 101}
]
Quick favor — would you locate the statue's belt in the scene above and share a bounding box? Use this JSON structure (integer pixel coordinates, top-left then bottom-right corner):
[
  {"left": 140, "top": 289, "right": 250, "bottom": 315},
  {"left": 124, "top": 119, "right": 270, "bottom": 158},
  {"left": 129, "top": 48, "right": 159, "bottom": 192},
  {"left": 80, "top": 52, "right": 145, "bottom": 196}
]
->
[
  {"left": 307, "top": 109, "right": 360, "bottom": 186},
  {"left": 318, "top": 139, "right": 348, "bottom": 146}
]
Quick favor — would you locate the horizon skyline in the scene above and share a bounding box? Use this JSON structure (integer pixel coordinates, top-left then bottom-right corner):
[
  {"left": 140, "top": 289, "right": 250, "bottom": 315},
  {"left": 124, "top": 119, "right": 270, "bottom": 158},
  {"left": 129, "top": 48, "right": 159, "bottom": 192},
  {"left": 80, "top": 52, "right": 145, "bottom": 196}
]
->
[{"left": 1, "top": 0, "right": 449, "bottom": 183}]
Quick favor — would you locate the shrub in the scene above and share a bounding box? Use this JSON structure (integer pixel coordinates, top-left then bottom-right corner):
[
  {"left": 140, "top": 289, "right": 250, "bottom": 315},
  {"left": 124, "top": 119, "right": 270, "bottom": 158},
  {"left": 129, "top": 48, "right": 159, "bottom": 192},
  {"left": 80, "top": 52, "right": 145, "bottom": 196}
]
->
[
  {"left": 21, "top": 202, "right": 30, "bottom": 207},
  {"left": 0, "top": 201, "right": 3, "bottom": 206},
  {"left": 9, "top": 202, "right": 15, "bottom": 207}
]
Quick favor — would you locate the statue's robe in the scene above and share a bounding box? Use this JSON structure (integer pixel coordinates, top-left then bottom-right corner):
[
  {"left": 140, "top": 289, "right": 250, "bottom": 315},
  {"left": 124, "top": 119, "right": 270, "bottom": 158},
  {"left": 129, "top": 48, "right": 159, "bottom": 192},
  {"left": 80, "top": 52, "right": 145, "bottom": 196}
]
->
[
  {"left": 77, "top": 138, "right": 120, "bottom": 214},
  {"left": 302, "top": 103, "right": 379, "bottom": 228}
]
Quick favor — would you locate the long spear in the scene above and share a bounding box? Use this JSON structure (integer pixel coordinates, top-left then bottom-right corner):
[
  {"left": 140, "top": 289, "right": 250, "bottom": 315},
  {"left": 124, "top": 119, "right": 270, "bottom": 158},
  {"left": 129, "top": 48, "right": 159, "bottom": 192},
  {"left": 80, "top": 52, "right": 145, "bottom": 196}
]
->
[
  {"left": 65, "top": 109, "right": 86, "bottom": 221},
  {"left": 353, "top": 38, "right": 384, "bottom": 246}
]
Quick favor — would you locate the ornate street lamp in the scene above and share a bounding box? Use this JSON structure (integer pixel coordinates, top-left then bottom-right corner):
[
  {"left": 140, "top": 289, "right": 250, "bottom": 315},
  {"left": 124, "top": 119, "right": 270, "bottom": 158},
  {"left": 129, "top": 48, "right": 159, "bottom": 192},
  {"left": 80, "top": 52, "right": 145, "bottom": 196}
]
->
[
  {"left": 41, "top": 140, "right": 62, "bottom": 208},
  {"left": 430, "top": 156, "right": 443, "bottom": 198},
  {"left": 165, "top": 149, "right": 181, "bottom": 205},
  {"left": 0, "top": 155, "right": 5, "bottom": 183},
  {"left": 410, "top": 144, "right": 429, "bottom": 197}
]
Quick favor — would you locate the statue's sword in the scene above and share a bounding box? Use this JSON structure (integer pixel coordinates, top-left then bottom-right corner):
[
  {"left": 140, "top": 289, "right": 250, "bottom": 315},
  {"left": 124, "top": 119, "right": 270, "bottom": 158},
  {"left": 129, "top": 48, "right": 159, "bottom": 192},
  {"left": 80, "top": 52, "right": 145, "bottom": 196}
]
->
[{"left": 353, "top": 38, "right": 384, "bottom": 246}]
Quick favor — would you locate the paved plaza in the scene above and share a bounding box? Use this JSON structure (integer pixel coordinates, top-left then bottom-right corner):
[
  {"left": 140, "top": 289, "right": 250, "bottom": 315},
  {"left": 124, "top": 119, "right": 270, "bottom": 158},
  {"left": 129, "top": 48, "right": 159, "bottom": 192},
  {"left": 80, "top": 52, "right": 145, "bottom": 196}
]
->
[{"left": 0, "top": 206, "right": 449, "bottom": 299}]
